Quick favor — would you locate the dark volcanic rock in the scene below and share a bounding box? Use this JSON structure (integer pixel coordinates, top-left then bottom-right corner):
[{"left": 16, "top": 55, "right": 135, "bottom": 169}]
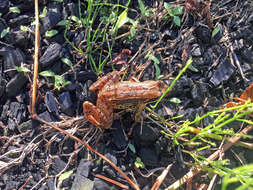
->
[
  {"left": 177, "top": 107, "right": 203, "bottom": 121},
  {"left": 77, "top": 71, "right": 97, "bottom": 82},
  {"left": 194, "top": 26, "right": 212, "bottom": 44},
  {"left": 0, "top": 20, "right": 6, "bottom": 35},
  {"left": 112, "top": 121, "right": 128, "bottom": 149},
  {"left": 94, "top": 177, "right": 111, "bottom": 190},
  {"left": 240, "top": 47, "right": 253, "bottom": 63},
  {"left": 8, "top": 102, "right": 27, "bottom": 123},
  {"left": 39, "top": 43, "right": 62, "bottom": 68},
  {"left": 40, "top": 3, "right": 62, "bottom": 33},
  {"left": 4, "top": 30, "right": 31, "bottom": 49},
  {"left": 0, "top": 76, "right": 6, "bottom": 99},
  {"left": 210, "top": 58, "right": 236, "bottom": 86},
  {"left": 166, "top": 76, "right": 193, "bottom": 97},
  {"left": 0, "top": 100, "right": 10, "bottom": 123},
  {"left": 38, "top": 111, "right": 58, "bottom": 122},
  {"left": 63, "top": 3, "right": 79, "bottom": 20},
  {"left": 9, "top": 15, "right": 32, "bottom": 28},
  {"left": 139, "top": 147, "right": 158, "bottom": 167},
  {"left": 6, "top": 72, "right": 28, "bottom": 97},
  {"left": 134, "top": 124, "right": 160, "bottom": 145},
  {"left": 18, "top": 119, "right": 39, "bottom": 133},
  {"left": 73, "top": 31, "right": 85, "bottom": 47},
  {"left": 45, "top": 91, "right": 59, "bottom": 115},
  {"left": 2, "top": 101, "right": 27, "bottom": 130},
  {"left": 0, "top": 0, "right": 9, "bottom": 15},
  {"left": 0, "top": 47, "right": 25, "bottom": 78},
  {"left": 191, "top": 82, "right": 210, "bottom": 106},
  {"left": 71, "top": 160, "right": 94, "bottom": 190},
  {"left": 58, "top": 91, "right": 74, "bottom": 116},
  {"left": 51, "top": 157, "right": 67, "bottom": 174}
]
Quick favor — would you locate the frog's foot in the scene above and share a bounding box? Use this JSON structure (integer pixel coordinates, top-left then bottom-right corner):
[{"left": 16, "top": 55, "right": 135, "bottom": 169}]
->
[{"left": 83, "top": 101, "right": 112, "bottom": 129}]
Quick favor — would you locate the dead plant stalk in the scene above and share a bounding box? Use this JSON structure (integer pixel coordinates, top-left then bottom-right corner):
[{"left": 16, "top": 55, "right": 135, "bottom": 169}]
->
[{"left": 31, "top": 0, "right": 39, "bottom": 116}]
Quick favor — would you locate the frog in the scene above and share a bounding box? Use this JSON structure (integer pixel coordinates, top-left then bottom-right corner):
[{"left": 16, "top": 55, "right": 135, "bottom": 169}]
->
[{"left": 83, "top": 70, "right": 168, "bottom": 128}]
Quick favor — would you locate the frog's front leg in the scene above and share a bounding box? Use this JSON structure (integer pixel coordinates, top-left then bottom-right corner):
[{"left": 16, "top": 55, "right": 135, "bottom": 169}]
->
[
  {"left": 83, "top": 101, "right": 113, "bottom": 128},
  {"left": 89, "top": 71, "right": 121, "bottom": 91},
  {"left": 134, "top": 103, "right": 146, "bottom": 122}
]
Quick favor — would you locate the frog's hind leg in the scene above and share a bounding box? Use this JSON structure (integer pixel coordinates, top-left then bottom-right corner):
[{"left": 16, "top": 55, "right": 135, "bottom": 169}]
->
[{"left": 83, "top": 101, "right": 112, "bottom": 128}]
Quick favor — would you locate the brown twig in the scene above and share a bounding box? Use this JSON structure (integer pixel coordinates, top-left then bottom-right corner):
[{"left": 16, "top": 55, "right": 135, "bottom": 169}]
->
[
  {"left": 94, "top": 174, "right": 129, "bottom": 189},
  {"left": 18, "top": 176, "right": 33, "bottom": 190},
  {"left": 33, "top": 115, "right": 140, "bottom": 190},
  {"left": 151, "top": 164, "right": 173, "bottom": 190},
  {"left": 31, "top": 0, "right": 40, "bottom": 117}
]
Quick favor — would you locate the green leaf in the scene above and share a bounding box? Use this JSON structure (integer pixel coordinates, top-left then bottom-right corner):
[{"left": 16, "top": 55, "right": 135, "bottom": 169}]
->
[
  {"left": 39, "top": 70, "right": 55, "bottom": 77},
  {"left": 52, "top": 0, "right": 63, "bottom": 2},
  {"left": 31, "top": 20, "right": 36, "bottom": 26},
  {"left": 169, "top": 97, "right": 181, "bottom": 104},
  {"left": 129, "top": 27, "right": 136, "bottom": 38},
  {"left": 61, "top": 57, "right": 72, "bottom": 67},
  {"left": 128, "top": 143, "right": 136, "bottom": 153},
  {"left": 9, "top": 7, "right": 20, "bottom": 14},
  {"left": 188, "top": 64, "right": 199, "bottom": 72},
  {"left": 164, "top": 2, "right": 172, "bottom": 11},
  {"left": 58, "top": 170, "right": 73, "bottom": 183},
  {"left": 39, "top": 7, "right": 47, "bottom": 18},
  {"left": 20, "top": 25, "right": 29, "bottom": 32},
  {"left": 113, "top": 9, "right": 129, "bottom": 33},
  {"left": 173, "top": 16, "right": 181, "bottom": 26},
  {"left": 151, "top": 55, "right": 161, "bottom": 79},
  {"left": 134, "top": 157, "right": 145, "bottom": 169},
  {"left": 229, "top": 92, "right": 234, "bottom": 99},
  {"left": 0, "top": 13, "right": 2, "bottom": 17},
  {"left": 45, "top": 29, "right": 58, "bottom": 38},
  {"left": 164, "top": 3, "right": 174, "bottom": 17},
  {"left": 167, "top": 9, "right": 174, "bottom": 17},
  {"left": 54, "top": 75, "right": 71, "bottom": 90},
  {"left": 57, "top": 19, "right": 70, "bottom": 26},
  {"left": 138, "top": 0, "right": 146, "bottom": 16},
  {"left": 154, "top": 64, "right": 161, "bottom": 79},
  {"left": 212, "top": 25, "right": 220, "bottom": 38},
  {"left": 1, "top": 27, "right": 10, "bottom": 38},
  {"left": 173, "top": 6, "right": 183, "bottom": 15},
  {"left": 16, "top": 66, "right": 31, "bottom": 73},
  {"left": 70, "top": 15, "right": 80, "bottom": 23},
  {"left": 146, "top": 54, "right": 161, "bottom": 79}
]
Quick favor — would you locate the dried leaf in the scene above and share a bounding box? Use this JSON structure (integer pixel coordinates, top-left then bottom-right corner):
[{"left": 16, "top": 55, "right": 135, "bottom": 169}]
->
[
  {"left": 240, "top": 82, "right": 253, "bottom": 101},
  {"left": 222, "top": 81, "right": 253, "bottom": 108},
  {"left": 184, "top": 0, "right": 199, "bottom": 13}
]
